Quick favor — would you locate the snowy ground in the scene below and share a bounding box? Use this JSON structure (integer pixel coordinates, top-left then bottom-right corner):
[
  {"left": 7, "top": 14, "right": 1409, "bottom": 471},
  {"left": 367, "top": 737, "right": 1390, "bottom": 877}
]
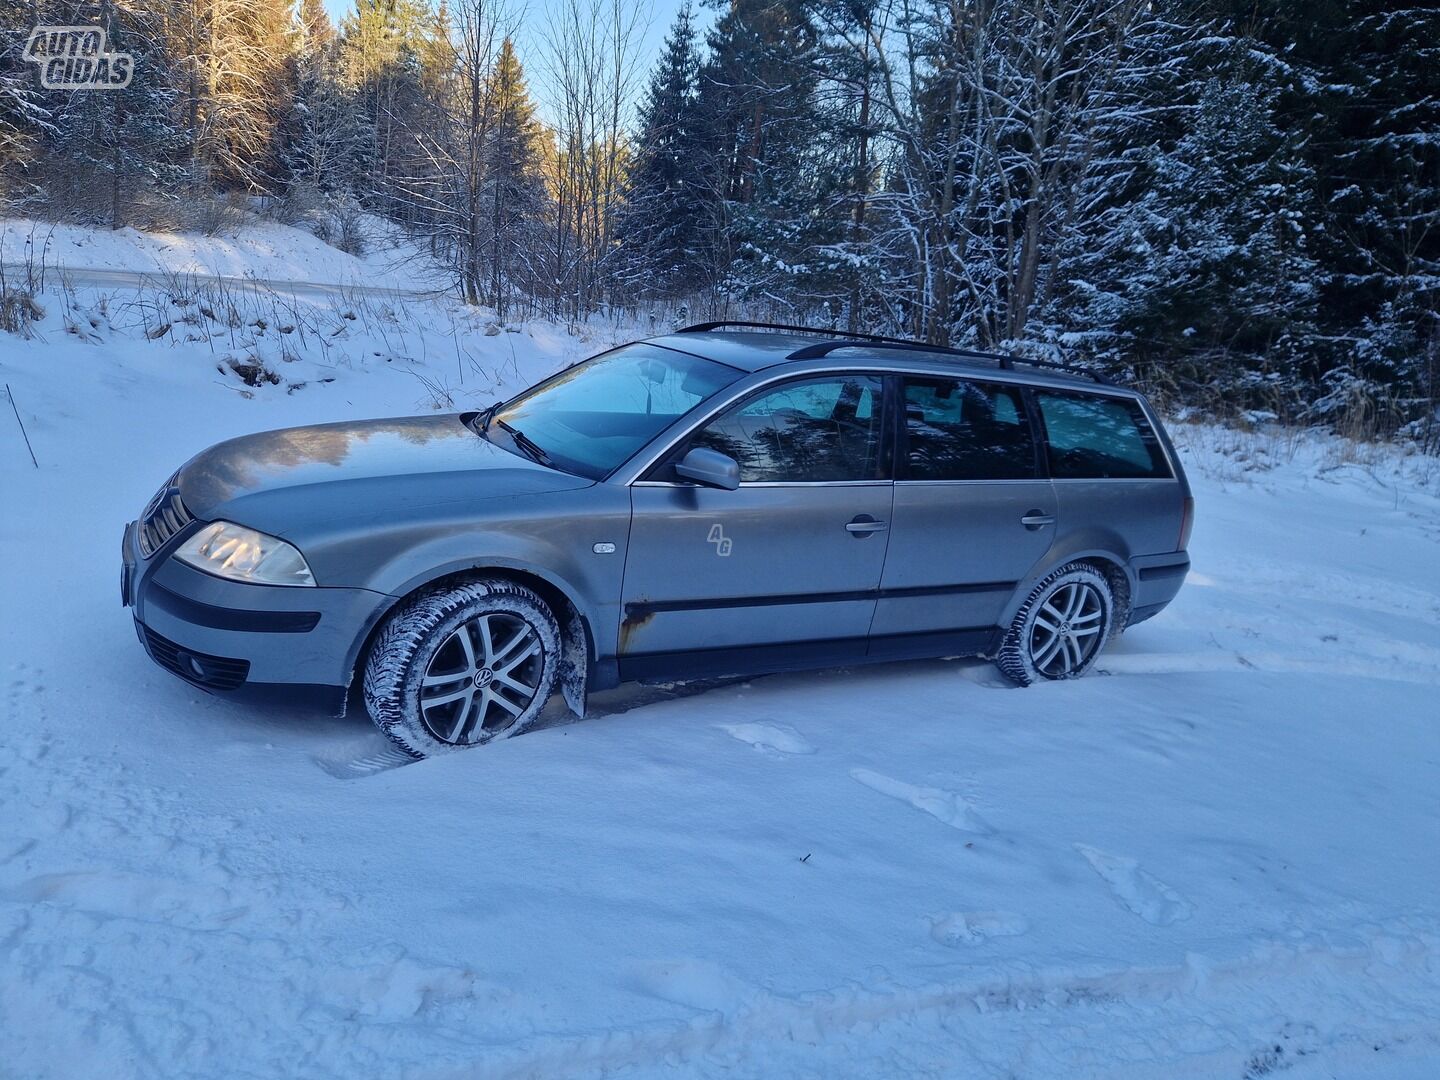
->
[{"left": 2, "top": 223, "right": 1439, "bottom": 1078}]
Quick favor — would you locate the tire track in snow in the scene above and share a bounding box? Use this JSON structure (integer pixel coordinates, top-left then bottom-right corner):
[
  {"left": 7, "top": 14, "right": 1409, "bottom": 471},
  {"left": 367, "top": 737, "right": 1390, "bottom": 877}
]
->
[{"left": 411, "top": 932, "right": 1440, "bottom": 1080}]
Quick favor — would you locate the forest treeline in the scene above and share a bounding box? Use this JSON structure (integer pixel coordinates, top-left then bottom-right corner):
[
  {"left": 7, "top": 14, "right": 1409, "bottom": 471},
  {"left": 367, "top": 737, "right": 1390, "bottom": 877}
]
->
[{"left": 0, "top": 1, "right": 1435, "bottom": 434}]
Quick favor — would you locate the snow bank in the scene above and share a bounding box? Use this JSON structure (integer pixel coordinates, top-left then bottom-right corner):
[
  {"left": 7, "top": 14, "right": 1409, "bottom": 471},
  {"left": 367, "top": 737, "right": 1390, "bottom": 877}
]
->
[{"left": 0, "top": 214, "right": 449, "bottom": 292}]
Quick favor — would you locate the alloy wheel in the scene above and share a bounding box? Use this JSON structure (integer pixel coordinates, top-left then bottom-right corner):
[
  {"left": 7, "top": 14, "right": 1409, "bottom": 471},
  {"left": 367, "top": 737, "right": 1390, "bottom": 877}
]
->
[
  {"left": 419, "top": 613, "right": 545, "bottom": 744},
  {"left": 1028, "top": 581, "right": 1105, "bottom": 677}
]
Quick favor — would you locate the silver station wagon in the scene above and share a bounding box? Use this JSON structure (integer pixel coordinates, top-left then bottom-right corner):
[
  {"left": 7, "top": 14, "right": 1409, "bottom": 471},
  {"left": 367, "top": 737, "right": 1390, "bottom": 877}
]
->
[{"left": 122, "top": 323, "right": 1193, "bottom": 756}]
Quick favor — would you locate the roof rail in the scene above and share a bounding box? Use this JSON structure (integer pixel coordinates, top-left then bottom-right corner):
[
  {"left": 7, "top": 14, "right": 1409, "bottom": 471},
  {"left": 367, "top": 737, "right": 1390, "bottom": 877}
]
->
[
  {"left": 786, "top": 338, "right": 967, "bottom": 361},
  {"left": 673, "top": 320, "right": 1112, "bottom": 385},
  {"left": 675, "top": 320, "right": 909, "bottom": 345},
  {"left": 790, "top": 340, "right": 1114, "bottom": 386}
]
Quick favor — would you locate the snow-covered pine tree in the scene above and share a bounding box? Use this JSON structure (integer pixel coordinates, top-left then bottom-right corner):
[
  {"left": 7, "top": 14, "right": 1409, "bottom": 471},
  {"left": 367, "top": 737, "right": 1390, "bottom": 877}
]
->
[
  {"left": 299, "top": 0, "right": 334, "bottom": 54},
  {"left": 340, "top": 0, "right": 435, "bottom": 217},
  {"left": 696, "top": 0, "right": 829, "bottom": 315},
  {"left": 829, "top": 0, "right": 1181, "bottom": 348},
  {"left": 1315, "top": 3, "right": 1439, "bottom": 432},
  {"left": 613, "top": 3, "right": 711, "bottom": 302},
  {"left": 803, "top": 0, "right": 895, "bottom": 331},
  {"left": 96, "top": 0, "right": 189, "bottom": 224},
  {"left": 1059, "top": 24, "right": 1323, "bottom": 413},
  {"left": 15, "top": 0, "right": 187, "bottom": 225},
  {"left": 0, "top": 4, "right": 50, "bottom": 201},
  {"left": 277, "top": 0, "right": 373, "bottom": 197}
]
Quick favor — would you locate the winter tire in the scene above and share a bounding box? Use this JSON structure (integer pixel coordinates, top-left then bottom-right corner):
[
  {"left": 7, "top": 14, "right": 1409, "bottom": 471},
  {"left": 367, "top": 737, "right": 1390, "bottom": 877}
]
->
[
  {"left": 995, "top": 562, "right": 1114, "bottom": 687},
  {"left": 363, "top": 578, "right": 560, "bottom": 757}
]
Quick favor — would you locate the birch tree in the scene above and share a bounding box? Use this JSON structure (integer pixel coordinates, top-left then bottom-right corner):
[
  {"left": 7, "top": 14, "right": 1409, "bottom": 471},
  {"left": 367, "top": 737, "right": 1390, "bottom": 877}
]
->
[{"left": 539, "top": 0, "right": 646, "bottom": 318}]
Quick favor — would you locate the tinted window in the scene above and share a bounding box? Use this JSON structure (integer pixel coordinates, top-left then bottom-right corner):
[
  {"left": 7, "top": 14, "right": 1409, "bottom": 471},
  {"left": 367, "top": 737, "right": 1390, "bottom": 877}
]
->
[
  {"left": 903, "top": 378, "right": 1037, "bottom": 480},
  {"left": 690, "top": 376, "right": 885, "bottom": 482},
  {"left": 1035, "top": 392, "right": 1171, "bottom": 479},
  {"left": 491, "top": 344, "right": 739, "bottom": 479}
]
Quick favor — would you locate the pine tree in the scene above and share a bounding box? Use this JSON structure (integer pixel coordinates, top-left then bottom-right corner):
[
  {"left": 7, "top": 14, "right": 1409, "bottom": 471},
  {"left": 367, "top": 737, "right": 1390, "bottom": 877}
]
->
[
  {"left": 1314, "top": 3, "right": 1439, "bottom": 427},
  {"left": 0, "top": 5, "right": 50, "bottom": 200},
  {"left": 277, "top": 3, "right": 372, "bottom": 197},
  {"left": 695, "top": 0, "right": 826, "bottom": 310},
  {"left": 299, "top": 0, "right": 334, "bottom": 53},
  {"left": 808, "top": 0, "right": 885, "bottom": 330},
  {"left": 614, "top": 4, "right": 710, "bottom": 301},
  {"left": 1068, "top": 59, "right": 1321, "bottom": 405},
  {"left": 340, "top": 0, "right": 434, "bottom": 215},
  {"left": 15, "top": 1, "right": 188, "bottom": 224},
  {"left": 479, "top": 38, "right": 547, "bottom": 315}
]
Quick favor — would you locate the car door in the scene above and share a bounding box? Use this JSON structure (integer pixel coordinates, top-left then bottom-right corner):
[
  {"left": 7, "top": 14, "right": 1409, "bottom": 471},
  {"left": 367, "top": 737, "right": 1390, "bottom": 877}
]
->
[
  {"left": 621, "top": 374, "right": 894, "bottom": 677},
  {"left": 869, "top": 375, "right": 1056, "bottom": 656}
]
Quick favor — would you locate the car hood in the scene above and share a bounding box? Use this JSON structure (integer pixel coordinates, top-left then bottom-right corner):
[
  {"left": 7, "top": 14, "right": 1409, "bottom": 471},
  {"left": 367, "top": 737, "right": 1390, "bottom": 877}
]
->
[{"left": 177, "top": 414, "right": 592, "bottom": 537}]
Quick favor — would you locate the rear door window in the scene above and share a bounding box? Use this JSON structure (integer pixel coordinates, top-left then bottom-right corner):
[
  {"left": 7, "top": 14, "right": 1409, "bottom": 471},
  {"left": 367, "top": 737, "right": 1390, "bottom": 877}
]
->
[
  {"left": 1034, "top": 391, "right": 1171, "bottom": 479},
  {"left": 902, "top": 378, "right": 1038, "bottom": 480}
]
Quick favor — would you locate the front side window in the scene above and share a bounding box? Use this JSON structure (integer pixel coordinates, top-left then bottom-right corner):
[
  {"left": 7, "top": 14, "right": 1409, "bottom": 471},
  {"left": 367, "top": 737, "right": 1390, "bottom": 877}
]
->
[
  {"left": 486, "top": 344, "right": 740, "bottom": 479},
  {"left": 688, "top": 375, "right": 886, "bottom": 483},
  {"left": 903, "top": 377, "right": 1038, "bottom": 480},
  {"left": 1035, "top": 391, "right": 1171, "bottom": 479}
]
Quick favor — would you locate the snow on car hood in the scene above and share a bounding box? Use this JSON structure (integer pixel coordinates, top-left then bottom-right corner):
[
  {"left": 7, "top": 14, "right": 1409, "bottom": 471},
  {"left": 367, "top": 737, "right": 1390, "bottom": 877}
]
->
[{"left": 177, "top": 413, "right": 591, "bottom": 536}]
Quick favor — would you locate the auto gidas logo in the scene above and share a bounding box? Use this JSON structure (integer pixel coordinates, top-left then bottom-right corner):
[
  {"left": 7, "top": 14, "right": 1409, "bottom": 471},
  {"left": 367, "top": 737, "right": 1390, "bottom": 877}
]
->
[{"left": 23, "top": 26, "right": 134, "bottom": 90}]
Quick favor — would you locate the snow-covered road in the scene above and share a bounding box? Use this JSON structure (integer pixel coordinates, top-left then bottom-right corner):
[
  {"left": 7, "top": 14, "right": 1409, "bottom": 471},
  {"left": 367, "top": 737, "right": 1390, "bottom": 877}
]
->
[
  {"left": 2, "top": 294, "right": 1439, "bottom": 1077},
  {"left": 0, "top": 262, "right": 445, "bottom": 300}
]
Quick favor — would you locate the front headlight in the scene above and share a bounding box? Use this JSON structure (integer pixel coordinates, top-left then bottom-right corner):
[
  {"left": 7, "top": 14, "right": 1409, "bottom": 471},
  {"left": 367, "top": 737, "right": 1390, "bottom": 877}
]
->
[{"left": 173, "top": 521, "right": 316, "bottom": 587}]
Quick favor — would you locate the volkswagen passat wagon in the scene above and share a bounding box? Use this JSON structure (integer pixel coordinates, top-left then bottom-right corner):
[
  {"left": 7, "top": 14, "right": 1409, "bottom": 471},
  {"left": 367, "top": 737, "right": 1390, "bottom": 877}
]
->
[{"left": 122, "top": 323, "right": 1193, "bottom": 756}]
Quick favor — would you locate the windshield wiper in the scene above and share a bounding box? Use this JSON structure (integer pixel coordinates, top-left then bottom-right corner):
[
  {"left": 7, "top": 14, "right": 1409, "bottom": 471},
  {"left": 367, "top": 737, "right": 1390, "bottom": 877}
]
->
[
  {"left": 472, "top": 400, "right": 502, "bottom": 434},
  {"left": 495, "top": 419, "right": 553, "bottom": 466}
]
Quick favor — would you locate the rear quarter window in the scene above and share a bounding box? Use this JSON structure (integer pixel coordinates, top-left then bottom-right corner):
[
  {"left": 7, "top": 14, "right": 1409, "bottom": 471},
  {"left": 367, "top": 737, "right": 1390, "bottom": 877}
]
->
[{"left": 1035, "top": 392, "right": 1171, "bottom": 480}]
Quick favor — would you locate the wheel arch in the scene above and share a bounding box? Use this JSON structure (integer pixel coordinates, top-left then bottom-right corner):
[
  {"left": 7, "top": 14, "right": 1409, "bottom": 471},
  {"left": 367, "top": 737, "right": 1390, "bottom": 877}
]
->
[
  {"left": 1000, "top": 547, "right": 1135, "bottom": 632},
  {"left": 343, "top": 561, "right": 597, "bottom": 718},
  {"left": 1072, "top": 554, "right": 1132, "bottom": 633}
]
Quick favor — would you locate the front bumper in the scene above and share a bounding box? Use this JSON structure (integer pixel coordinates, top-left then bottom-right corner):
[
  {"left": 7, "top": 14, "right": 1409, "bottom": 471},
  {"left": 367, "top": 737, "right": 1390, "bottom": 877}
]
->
[{"left": 123, "top": 520, "right": 387, "bottom": 711}]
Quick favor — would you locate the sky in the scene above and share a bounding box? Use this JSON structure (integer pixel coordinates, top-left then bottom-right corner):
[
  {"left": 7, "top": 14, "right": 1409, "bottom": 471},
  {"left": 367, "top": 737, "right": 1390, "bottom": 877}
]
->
[{"left": 321, "top": 0, "right": 714, "bottom": 125}]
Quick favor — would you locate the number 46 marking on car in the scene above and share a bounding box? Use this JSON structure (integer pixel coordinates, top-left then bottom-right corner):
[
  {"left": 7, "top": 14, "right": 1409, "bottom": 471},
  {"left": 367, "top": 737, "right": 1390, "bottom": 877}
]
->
[{"left": 707, "top": 524, "right": 733, "bottom": 557}]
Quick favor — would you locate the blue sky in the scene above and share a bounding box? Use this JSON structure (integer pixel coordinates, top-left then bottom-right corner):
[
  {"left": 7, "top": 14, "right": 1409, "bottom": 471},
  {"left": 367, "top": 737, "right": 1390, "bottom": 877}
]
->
[{"left": 321, "top": 0, "right": 711, "bottom": 122}]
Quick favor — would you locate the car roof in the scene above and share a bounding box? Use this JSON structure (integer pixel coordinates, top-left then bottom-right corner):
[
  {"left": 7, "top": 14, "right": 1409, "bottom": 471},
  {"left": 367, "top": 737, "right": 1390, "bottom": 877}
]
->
[{"left": 644, "top": 329, "right": 1117, "bottom": 393}]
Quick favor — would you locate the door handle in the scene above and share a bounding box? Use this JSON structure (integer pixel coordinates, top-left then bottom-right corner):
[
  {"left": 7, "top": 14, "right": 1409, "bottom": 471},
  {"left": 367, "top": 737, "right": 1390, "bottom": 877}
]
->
[
  {"left": 845, "top": 516, "right": 888, "bottom": 536},
  {"left": 1021, "top": 510, "right": 1055, "bottom": 529}
]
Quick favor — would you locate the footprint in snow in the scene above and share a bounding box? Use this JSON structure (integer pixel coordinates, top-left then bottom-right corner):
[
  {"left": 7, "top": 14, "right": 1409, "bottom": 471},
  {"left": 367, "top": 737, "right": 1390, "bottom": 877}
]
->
[
  {"left": 718, "top": 721, "right": 815, "bottom": 755},
  {"left": 930, "top": 910, "right": 1029, "bottom": 947},
  {"left": 1075, "top": 843, "right": 1192, "bottom": 926},
  {"left": 850, "top": 768, "right": 992, "bottom": 834}
]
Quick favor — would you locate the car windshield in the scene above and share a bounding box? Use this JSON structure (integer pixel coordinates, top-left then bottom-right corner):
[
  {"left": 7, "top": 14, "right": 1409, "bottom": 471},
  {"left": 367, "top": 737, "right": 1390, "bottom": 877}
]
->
[{"left": 479, "top": 344, "right": 740, "bottom": 479}]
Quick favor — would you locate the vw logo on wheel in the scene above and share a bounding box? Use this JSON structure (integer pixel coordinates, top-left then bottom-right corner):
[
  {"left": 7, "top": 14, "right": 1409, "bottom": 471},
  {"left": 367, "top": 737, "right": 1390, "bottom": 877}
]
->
[{"left": 473, "top": 668, "right": 495, "bottom": 689}]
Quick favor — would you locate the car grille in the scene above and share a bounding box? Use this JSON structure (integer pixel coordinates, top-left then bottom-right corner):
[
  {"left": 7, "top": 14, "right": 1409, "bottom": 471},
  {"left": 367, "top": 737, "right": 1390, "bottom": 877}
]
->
[
  {"left": 138, "top": 475, "right": 194, "bottom": 558},
  {"left": 141, "top": 625, "right": 250, "bottom": 691}
]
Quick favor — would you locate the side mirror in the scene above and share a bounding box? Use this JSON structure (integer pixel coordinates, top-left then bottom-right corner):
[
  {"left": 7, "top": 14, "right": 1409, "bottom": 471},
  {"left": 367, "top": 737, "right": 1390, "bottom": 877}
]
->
[{"left": 674, "top": 447, "right": 740, "bottom": 490}]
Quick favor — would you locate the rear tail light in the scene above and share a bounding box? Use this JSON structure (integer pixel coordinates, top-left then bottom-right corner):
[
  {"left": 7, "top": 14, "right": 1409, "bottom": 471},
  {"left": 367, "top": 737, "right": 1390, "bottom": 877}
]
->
[{"left": 1177, "top": 496, "right": 1195, "bottom": 551}]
